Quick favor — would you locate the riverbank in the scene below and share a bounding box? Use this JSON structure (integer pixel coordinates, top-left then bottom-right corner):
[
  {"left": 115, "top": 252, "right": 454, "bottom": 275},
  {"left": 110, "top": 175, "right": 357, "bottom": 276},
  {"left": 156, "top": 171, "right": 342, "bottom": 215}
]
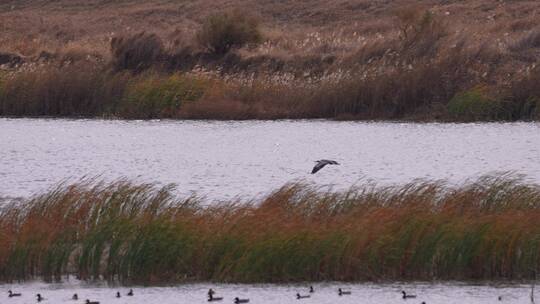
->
[
  {"left": 1, "top": 1, "right": 540, "bottom": 121},
  {"left": 0, "top": 174, "right": 538, "bottom": 284}
]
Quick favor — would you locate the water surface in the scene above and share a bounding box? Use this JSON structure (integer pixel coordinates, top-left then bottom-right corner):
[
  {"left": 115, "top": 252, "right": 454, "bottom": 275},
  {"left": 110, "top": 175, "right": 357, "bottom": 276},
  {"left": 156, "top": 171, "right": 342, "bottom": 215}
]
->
[
  {"left": 1, "top": 119, "right": 539, "bottom": 200},
  {"left": 0, "top": 281, "right": 534, "bottom": 304}
]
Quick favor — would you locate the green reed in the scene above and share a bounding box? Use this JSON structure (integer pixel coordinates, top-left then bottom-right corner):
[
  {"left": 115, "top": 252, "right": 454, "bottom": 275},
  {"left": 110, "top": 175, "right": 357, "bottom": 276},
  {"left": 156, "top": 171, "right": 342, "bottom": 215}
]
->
[{"left": 0, "top": 174, "right": 538, "bottom": 284}]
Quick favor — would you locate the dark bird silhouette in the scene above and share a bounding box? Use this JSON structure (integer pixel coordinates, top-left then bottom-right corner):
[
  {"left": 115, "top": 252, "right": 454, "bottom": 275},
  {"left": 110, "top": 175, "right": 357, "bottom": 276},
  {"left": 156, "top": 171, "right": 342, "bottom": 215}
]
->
[
  {"left": 37, "top": 294, "right": 45, "bottom": 302},
  {"left": 311, "top": 160, "right": 339, "bottom": 174},
  {"left": 296, "top": 293, "right": 310, "bottom": 299},
  {"left": 402, "top": 291, "right": 416, "bottom": 299},
  {"left": 234, "top": 297, "right": 249, "bottom": 303},
  {"left": 72, "top": 294, "right": 79, "bottom": 300},
  {"left": 338, "top": 288, "right": 351, "bottom": 296},
  {"left": 127, "top": 289, "right": 134, "bottom": 296},
  {"left": 8, "top": 290, "right": 21, "bottom": 297},
  {"left": 116, "top": 292, "right": 121, "bottom": 298},
  {"left": 309, "top": 286, "right": 314, "bottom": 293},
  {"left": 86, "top": 300, "right": 100, "bottom": 304},
  {"left": 208, "top": 289, "right": 223, "bottom": 302}
]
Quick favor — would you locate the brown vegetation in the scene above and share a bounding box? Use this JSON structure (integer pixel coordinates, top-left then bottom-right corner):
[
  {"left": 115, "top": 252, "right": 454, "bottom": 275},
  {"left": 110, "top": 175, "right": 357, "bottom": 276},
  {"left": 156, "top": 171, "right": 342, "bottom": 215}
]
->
[
  {"left": 0, "top": 174, "right": 538, "bottom": 284},
  {"left": 1, "top": 1, "right": 540, "bottom": 120},
  {"left": 111, "top": 32, "right": 165, "bottom": 72},
  {"left": 196, "top": 10, "right": 262, "bottom": 55}
]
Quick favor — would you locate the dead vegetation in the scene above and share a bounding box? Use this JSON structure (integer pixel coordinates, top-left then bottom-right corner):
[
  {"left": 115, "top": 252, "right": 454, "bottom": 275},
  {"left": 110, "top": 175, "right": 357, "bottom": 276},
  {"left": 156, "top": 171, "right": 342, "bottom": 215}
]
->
[{"left": 1, "top": 1, "right": 540, "bottom": 120}]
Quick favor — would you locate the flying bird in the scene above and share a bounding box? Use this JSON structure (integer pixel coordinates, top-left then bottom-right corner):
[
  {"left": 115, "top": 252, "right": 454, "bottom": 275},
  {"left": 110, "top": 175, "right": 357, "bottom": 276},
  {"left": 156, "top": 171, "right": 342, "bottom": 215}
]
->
[{"left": 311, "top": 159, "right": 339, "bottom": 174}]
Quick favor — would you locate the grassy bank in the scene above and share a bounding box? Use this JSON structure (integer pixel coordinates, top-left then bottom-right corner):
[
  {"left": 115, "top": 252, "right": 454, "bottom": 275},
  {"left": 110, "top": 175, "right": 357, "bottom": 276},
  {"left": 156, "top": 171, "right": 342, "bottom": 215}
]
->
[
  {"left": 1, "top": 2, "right": 540, "bottom": 120},
  {"left": 0, "top": 174, "right": 539, "bottom": 284},
  {"left": 1, "top": 59, "right": 539, "bottom": 121}
]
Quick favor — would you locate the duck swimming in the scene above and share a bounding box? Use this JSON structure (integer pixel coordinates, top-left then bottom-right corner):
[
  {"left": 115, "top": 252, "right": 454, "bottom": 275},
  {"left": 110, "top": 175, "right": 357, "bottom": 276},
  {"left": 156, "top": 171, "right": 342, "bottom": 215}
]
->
[
  {"left": 127, "top": 289, "right": 134, "bottom": 296},
  {"left": 116, "top": 291, "right": 121, "bottom": 298},
  {"left": 86, "top": 300, "right": 99, "bottom": 304},
  {"left": 8, "top": 290, "right": 21, "bottom": 297},
  {"left": 309, "top": 286, "right": 314, "bottom": 293},
  {"left": 234, "top": 297, "right": 249, "bottom": 303},
  {"left": 296, "top": 293, "right": 310, "bottom": 299},
  {"left": 401, "top": 291, "right": 417, "bottom": 299},
  {"left": 72, "top": 294, "right": 79, "bottom": 300},
  {"left": 37, "top": 294, "right": 45, "bottom": 302},
  {"left": 338, "top": 288, "right": 351, "bottom": 296}
]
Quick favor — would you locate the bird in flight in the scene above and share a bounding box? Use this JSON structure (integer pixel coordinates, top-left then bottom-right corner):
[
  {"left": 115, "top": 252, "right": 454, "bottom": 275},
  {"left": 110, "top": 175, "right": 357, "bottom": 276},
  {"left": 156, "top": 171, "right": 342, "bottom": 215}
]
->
[{"left": 311, "top": 159, "right": 339, "bottom": 174}]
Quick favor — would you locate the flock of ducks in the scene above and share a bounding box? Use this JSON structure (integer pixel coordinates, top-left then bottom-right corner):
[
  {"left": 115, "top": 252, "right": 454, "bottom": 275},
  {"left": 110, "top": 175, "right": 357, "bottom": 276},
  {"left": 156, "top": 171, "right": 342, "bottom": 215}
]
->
[
  {"left": 4, "top": 286, "right": 446, "bottom": 304},
  {"left": 8, "top": 289, "right": 134, "bottom": 304},
  {"left": 205, "top": 287, "right": 425, "bottom": 303},
  {"left": 7, "top": 287, "right": 426, "bottom": 303}
]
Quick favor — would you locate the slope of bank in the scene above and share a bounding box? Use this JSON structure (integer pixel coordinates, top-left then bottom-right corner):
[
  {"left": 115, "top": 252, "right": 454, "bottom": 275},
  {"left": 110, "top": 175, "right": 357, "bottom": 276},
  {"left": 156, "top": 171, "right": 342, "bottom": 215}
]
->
[{"left": 1, "top": 1, "right": 540, "bottom": 120}]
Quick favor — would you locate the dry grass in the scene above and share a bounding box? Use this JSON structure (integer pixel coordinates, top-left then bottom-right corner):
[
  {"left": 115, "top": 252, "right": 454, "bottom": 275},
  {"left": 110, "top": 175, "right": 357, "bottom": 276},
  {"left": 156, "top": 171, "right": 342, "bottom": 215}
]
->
[
  {"left": 1, "top": 1, "right": 540, "bottom": 120},
  {"left": 111, "top": 32, "right": 165, "bottom": 72},
  {"left": 196, "top": 10, "right": 262, "bottom": 55},
  {"left": 0, "top": 174, "right": 539, "bottom": 283}
]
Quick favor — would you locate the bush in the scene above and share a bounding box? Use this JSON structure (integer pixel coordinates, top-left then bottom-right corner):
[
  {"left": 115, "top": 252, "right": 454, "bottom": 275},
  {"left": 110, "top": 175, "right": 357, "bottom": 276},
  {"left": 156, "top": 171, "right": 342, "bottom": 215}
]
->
[
  {"left": 447, "top": 87, "right": 505, "bottom": 121},
  {"left": 119, "top": 73, "right": 209, "bottom": 118},
  {"left": 509, "top": 28, "right": 540, "bottom": 52},
  {"left": 197, "top": 10, "right": 262, "bottom": 55},
  {"left": 111, "top": 32, "right": 165, "bottom": 71},
  {"left": 396, "top": 8, "right": 447, "bottom": 58}
]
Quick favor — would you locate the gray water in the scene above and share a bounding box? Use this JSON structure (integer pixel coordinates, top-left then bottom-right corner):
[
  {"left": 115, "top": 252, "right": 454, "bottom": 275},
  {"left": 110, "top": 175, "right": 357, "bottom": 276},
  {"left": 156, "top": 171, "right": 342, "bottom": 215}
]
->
[
  {"left": 1, "top": 119, "right": 540, "bottom": 200},
  {"left": 0, "top": 281, "right": 534, "bottom": 304}
]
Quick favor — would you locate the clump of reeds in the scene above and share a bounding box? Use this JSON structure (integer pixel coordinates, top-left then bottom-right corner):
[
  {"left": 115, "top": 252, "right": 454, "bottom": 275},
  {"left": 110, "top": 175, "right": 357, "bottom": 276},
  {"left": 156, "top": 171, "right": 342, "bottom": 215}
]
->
[
  {"left": 197, "top": 10, "right": 262, "bottom": 55},
  {"left": 118, "top": 73, "right": 212, "bottom": 118},
  {"left": 0, "top": 64, "right": 130, "bottom": 117},
  {"left": 0, "top": 174, "right": 539, "bottom": 284},
  {"left": 111, "top": 32, "right": 165, "bottom": 72}
]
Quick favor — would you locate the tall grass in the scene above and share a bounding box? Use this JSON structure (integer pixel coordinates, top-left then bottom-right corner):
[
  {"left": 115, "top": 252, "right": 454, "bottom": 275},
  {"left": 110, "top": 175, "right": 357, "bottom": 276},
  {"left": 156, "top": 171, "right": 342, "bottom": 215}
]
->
[
  {"left": 2, "top": 5, "right": 540, "bottom": 121},
  {"left": 0, "top": 174, "right": 539, "bottom": 284}
]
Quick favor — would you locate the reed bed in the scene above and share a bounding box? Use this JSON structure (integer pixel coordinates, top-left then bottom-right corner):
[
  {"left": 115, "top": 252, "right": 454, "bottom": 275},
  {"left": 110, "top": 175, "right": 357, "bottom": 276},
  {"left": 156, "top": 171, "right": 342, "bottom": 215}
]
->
[
  {"left": 0, "top": 174, "right": 539, "bottom": 284},
  {"left": 2, "top": 4, "right": 540, "bottom": 121}
]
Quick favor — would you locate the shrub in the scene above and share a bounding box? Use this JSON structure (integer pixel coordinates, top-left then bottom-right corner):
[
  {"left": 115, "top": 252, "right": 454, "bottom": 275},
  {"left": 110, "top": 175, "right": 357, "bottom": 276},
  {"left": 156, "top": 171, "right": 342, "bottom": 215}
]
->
[
  {"left": 119, "top": 73, "right": 209, "bottom": 118},
  {"left": 197, "top": 10, "right": 262, "bottom": 55},
  {"left": 396, "top": 8, "right": 447, "bottom": 58},
  {"left": 447, "top": 87, "right": 505, "bottom": 121},
  {"left": 111, "top": 32, "right": 165, "bottom": 71},
  {"left": 509, "top": 28, "right": 540, "bottom": 52}
]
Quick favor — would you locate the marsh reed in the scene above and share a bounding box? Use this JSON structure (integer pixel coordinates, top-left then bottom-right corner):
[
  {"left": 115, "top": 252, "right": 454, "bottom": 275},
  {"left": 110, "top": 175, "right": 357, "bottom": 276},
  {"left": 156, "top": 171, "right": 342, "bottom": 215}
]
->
[{"left": 0, "top": 174, "right": 539, "bottom": 284}]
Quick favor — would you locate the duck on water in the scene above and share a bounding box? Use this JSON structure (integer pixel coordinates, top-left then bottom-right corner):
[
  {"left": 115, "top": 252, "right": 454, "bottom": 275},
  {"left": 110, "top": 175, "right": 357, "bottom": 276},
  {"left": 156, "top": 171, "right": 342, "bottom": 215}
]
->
[
  {"left": 402, "top": 291, "right": 417, "bottom": 299},
  {"left": 296, "top": 293, "right": 310, "bottom": 299},
  {"left": 338, "top": 288, "right": 351, "bottom": 296},
  {"left": 207, "top": 289, "right": 223, "bottom": 302}
]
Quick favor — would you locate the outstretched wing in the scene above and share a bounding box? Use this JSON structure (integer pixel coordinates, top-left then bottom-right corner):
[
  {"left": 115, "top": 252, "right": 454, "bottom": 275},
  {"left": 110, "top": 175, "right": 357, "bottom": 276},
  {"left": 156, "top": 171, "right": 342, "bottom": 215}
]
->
[{"left": 311, "top": 162, "right": 327, "bottom": 174}]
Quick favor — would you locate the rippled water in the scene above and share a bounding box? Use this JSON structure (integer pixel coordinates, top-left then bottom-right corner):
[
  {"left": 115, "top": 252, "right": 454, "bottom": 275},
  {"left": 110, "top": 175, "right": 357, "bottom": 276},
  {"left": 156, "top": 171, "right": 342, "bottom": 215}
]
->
[
  {"left": 0, "top": 281, "right": 534, "bottom": 304},
  {"left": 1, "top": 119, "right": 540, "bottom": 199}
]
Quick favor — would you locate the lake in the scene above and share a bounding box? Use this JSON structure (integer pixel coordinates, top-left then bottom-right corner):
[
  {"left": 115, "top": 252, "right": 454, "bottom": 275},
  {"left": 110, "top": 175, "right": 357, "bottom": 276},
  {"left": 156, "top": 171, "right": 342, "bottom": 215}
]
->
[
  {"left": 1, "top": 119, "right": 539, "bottom": 200},
  {"left": 0, "top": 281, "right": 534, "bottom": 304}
]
